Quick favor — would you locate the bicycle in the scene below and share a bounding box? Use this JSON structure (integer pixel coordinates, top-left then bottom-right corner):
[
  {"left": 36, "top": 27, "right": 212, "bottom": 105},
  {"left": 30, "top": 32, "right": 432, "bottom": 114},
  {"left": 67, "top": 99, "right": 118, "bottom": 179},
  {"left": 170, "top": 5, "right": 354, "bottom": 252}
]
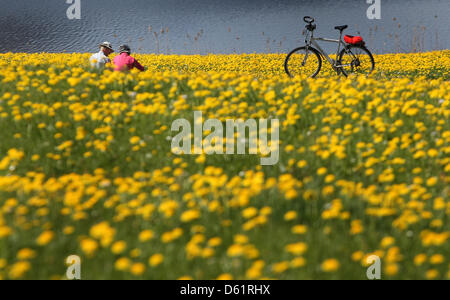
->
[{"left": 285, "top": 16, "right": 375, "bottom": 78}]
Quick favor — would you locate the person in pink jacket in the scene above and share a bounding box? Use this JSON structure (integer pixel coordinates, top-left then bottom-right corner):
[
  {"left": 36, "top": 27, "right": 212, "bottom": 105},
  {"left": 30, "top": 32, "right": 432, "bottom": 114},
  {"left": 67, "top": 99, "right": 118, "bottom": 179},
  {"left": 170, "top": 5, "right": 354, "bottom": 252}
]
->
[{"left": 113, "top": 45, "right": 145, "bottom": 72}]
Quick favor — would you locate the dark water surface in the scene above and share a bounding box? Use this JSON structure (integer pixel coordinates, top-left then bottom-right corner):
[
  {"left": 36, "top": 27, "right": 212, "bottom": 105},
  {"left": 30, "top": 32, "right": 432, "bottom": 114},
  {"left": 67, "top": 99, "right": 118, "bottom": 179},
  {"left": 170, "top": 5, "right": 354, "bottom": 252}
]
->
[{"left": 0, "top": 0, "right": 448, "bottom": 54}]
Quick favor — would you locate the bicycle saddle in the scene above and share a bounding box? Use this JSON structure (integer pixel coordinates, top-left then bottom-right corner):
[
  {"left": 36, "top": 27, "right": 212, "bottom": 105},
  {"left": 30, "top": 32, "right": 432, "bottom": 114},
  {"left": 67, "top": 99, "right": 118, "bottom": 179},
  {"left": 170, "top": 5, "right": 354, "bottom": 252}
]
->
[{"left": 334, "top": 25, "right": 348, "bottom": 31}]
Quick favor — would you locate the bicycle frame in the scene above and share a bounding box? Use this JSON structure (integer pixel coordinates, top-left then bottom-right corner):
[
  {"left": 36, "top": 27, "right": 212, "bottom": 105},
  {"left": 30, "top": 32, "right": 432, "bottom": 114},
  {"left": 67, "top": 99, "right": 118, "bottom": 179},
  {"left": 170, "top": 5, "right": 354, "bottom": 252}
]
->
[{"left": 304, "top": 30, "right": 349, "bottom": 70}]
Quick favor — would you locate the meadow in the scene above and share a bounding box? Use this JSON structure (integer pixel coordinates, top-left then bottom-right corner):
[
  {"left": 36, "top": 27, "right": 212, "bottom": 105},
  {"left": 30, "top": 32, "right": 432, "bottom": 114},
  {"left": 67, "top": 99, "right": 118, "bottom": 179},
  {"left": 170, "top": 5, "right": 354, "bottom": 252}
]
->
[{"left": 0, "top": 51, "right": 448, "bottom": 279}]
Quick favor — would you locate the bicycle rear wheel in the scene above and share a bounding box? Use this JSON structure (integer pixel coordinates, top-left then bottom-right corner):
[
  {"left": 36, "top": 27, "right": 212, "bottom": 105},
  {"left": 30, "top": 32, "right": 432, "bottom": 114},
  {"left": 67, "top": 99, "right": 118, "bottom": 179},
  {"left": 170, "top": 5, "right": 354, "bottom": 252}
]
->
[
  {"left": 337, "top": 45, "right": 375, "bottom": 76},
  {"left": 285, "top": 46, "right": 322, "bottom": 78}
]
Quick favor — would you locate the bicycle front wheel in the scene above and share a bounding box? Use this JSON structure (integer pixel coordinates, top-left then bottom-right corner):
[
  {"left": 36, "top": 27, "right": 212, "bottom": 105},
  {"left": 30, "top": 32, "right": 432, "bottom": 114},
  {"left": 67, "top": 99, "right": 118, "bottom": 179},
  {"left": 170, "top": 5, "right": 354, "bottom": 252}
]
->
[
  {"left": 338, "top": 45, "right": 375, "bottom": 77},
  {"left": 285, "top": 46, "right": 322, "bottom": 78}
]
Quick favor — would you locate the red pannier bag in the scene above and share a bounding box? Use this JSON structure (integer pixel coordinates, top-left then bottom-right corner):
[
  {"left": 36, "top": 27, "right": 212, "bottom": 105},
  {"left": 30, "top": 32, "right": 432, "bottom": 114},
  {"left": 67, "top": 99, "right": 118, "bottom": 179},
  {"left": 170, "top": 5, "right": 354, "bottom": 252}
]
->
[{"left": 344, "top": 35, "right": 365, "bottom": 45}]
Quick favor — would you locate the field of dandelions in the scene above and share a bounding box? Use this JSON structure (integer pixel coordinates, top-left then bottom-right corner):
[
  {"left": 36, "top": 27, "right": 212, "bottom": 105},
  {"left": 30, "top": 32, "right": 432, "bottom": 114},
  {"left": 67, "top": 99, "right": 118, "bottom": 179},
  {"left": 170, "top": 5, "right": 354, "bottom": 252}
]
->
[{"left": 0, "top": 50, "right": 448, "bottom": 279}]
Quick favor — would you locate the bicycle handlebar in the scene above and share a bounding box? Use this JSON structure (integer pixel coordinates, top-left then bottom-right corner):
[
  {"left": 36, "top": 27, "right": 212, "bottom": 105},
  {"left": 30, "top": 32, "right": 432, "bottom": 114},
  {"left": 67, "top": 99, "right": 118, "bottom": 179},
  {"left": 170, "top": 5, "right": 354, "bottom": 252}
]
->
[{"left": 303, "top": 16, "right": 315, "bottom": 24}]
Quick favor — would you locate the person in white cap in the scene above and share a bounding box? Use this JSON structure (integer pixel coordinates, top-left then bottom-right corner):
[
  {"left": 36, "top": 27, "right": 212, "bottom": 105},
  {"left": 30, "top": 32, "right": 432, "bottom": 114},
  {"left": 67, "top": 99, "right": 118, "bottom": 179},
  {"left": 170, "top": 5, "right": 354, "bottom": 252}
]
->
[{"left": 89, "top": 42, "right": 114, "bottom": 68}]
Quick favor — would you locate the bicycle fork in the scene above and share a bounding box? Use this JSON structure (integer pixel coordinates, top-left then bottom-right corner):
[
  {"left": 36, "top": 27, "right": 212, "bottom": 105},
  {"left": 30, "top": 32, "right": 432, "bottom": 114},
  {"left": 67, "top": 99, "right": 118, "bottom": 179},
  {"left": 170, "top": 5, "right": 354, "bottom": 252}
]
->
[{"left": 302, "top": 46, "right": 310, "bottom": 67}]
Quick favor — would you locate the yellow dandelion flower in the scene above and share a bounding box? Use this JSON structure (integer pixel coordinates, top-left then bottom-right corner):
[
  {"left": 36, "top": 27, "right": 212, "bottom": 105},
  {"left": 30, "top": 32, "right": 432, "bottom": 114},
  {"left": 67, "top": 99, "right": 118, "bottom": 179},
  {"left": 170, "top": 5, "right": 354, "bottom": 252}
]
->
[
  {"left": 149, "top": 254, "right": 164, "bottom": 267},
  {"left": 284, "top": 211, "right": 297, "bottom": 221},
  {"left": 17, "top": 248, "right": 36, "bottom": 260},
  {"left": 425, "top": 269, "right": 439, "bottom": 280},
  {"left": 429, "top": 254, "right": 444, "bottom": 265},
  {"left": 217, "top": 273, "right": 233, "bottom": 280},
  {"left": 36, "top": 231, "right": 54, "bottom": 246},
  {"left": 272, "top": 261, "right": 289, "bottom": 273},
  {"left": 111, "top": 241, "right": 127, "bottom": 254},
  {"left": 139, "top": 230, "right": 154, "bottom": 242},
  {"left": 321, "top": 259, "right": 340, "bottom": 272},
  {"left": 9, "top": 261, "right": 31, "bottom": 279},
  {"left": 115, "top": 257, "right": 131, "bottom": 271},
  {"left": 80, "top": 238, "right": 98, "bottom": 257},
  {"left": 130, "top": 263, "right": 146, "bottom": 276}
]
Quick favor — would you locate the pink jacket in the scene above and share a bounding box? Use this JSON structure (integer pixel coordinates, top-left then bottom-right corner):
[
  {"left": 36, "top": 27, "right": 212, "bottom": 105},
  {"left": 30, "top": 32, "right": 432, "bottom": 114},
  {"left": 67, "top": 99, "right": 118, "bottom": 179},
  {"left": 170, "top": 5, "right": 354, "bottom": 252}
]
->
[{"left": 113, "top": 53, "right": 145, "bottom": 71}]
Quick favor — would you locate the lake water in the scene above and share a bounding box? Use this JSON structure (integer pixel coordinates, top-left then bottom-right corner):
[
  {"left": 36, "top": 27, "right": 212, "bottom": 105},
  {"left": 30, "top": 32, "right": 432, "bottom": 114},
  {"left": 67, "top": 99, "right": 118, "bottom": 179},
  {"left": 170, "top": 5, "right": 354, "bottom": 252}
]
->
[{"left": 0, "top": 0, "right": 448, "bottom": 54}]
